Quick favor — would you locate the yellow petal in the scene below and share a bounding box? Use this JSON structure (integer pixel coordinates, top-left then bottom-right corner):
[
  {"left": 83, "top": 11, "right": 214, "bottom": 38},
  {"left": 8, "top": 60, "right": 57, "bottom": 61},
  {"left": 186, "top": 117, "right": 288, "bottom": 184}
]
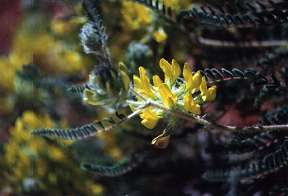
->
[
  {"left": 133, "top": 75, "right": 142, "bottom": 90},
  {"left": 141, "top": 119, "right": 158, "bottom": 129},
  {"left": 152, "top": 75, "right": 163, "bottom": 87},
  {"left": 183, "top": 63, "right": 192, "bottom": 81},
  {"left": 172, "top": 59, "right": 181, "bottom": 82},
  {"left": 138, "top": 66, "right": 156, "bottom": 98},
  {"left": 167, "top": 97, "right": 175, "bottom": 109},
  {"left": 139, "top": 108, "right": 160, "bottom": 129},
  {"left": 184, "top": 93, "right": 201, "bottom": 115},
  {"left": 190, "top": 101, "right": 201, "bottom": 115},
  {"left": 139, "top": 66, "right": 147, "bottom": 80},
  {"left": 159, "top": 58, "right": 173, "bottom": 84},
  {"left": 206, "top": 85, "right": 217, "bottom": 102},
  {"left": 183, "top": 63, "right": 193, "bottom": 90},
  {"left": 153, "top": 28, "right": 167, "bottom": 43},
  {"left": 158, "top": 83, "right": 176, "bottom": 108},
  {"left": 184, "top": 93, "right": 192, "bottom": 112},
  {"left": 200, "top": 76, "right": 208, "bottom": 98},
  {"left": 191, "top": 71, "right": 202, "bottom": 92}
]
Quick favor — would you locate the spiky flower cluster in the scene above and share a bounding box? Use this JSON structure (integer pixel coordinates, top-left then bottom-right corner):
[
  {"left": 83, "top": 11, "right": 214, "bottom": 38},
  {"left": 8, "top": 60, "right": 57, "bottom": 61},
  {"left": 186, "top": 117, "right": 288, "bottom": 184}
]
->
[{"left": 129, "top": 58, "right": 217, "bottom": 129}]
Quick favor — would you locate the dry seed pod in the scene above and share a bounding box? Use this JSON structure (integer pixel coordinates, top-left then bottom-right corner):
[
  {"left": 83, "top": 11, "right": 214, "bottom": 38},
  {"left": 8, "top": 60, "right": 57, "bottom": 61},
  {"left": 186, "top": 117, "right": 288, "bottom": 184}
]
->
[{"left": 151, "top": 129, "right": 170, "bottom": 149}]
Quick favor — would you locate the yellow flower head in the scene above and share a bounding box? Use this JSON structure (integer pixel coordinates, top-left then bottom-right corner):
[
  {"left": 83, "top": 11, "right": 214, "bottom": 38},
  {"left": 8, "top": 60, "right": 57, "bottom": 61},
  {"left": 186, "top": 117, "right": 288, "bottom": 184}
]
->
[
  {"left": 153, "top": 28, "right": 167, "bottom": 43},
  {"left": 122, "top": 1, "right": 152, "bottom": 30},
  {"left": 7, "top": 18, "right": 88, "bottom": 75},
  {"left": 3, "top": 110, "right": 105, "bottom": 194},
  {"left": 4, "top": 111, "right": 62, "bottom": 180},
  {"left": 129, "top": 58, "right": 217, "bottom": 129}
]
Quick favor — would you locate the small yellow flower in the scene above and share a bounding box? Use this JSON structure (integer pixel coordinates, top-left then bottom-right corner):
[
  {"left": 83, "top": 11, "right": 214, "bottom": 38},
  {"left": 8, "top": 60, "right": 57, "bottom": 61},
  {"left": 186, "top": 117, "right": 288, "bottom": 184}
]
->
[
  {"left": 133, "top": 67, "right": 156, "bottom": 99},
  {"left": 200, "top": 77, "right": 217, "bottom": 102},
  {"left": 153, "top": 28, "right": 167, "bottom": 43},
  {"left": 87, "top": 182, "right": 104, "bottom": 195},
  {"left": 183, "top": 63, "right": 201, "bottom": 92},
  {"left": 63, "top": 51, "right": 83, "bottom": 72},
  {"left": 122, "top": 1, "right": 152, "bottom": 30},
  {"left": 159, "top": 58, "right": 181, "bottom": 85},
  {"left": 48, "top": 146, "right": 66, "bottom": 161},
  {"left": 139, "top": 107, "right": 161, "bottom": 129},
  {"left": 7, "top": 20, "right": 87, "bottom": 75},
  {"left": 4, "top": 111, "right": 55, "bottom": 181},
  {"left": 51, "top": 19, "right": 69, "bottom": 35},
  {"left": 51, "top": 16, "right": 85, "bottom": 35},
  {"left": 158, "top": 83, "right": 177, "bottom": 109},
  {"left": 184, "top": 93, "right": 201, "bottom": 115},
  {"left": 129, "top": 58, "right": 217, "bottom": 130}
]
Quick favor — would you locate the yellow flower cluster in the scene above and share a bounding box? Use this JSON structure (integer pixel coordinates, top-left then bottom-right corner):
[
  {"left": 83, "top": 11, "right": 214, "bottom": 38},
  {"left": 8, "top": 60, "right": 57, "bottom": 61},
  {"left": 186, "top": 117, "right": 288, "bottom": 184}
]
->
[
  {"left": 10, "top": 30, "right": 86, "bottom": 74},
  {"left": 0, "top": 14, "right": 89, "bottom": 115},
  {"left": 129, "top": 58, "right": 216, "bottom": 129},
  {"left": 2, "top": 111, "right": 103, "bottom": 195},
  {"left": 0, "top": 14, "right": 88, "bottom": 93},
  {"left": 122, "top": 0, "right": 153, "bottom": 30},
  {"left": 4, "top": 111, "right": 63, "bottom": 181}
]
